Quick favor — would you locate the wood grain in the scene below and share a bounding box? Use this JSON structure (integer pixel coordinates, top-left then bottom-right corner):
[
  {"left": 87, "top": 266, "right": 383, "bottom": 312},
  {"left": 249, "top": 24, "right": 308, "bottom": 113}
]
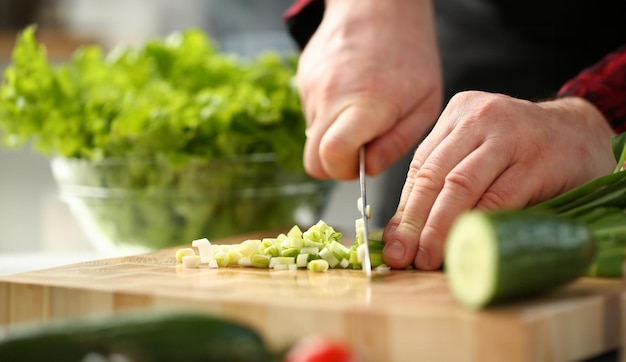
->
[{"left": 0, "top": 242, "right": 623, "bottom": 362}]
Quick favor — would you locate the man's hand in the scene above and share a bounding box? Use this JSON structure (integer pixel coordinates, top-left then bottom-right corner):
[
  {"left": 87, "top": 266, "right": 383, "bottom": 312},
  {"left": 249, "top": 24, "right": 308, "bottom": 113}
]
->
[
  {"left": 297, "top": 0, "right": 442, "bottom": 180},
  {"left": 382, "top": 91, "right": 617, "bottom": 270}
]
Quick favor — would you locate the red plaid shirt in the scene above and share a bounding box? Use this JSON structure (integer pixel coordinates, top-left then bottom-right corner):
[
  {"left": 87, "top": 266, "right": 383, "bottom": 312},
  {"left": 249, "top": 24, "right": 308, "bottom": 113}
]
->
[
  {"left": 284, "top": 0, "right": 626, "bottom": 133},
  {"left": 558, "top": 46, "right": 626, "bottom": 133}
]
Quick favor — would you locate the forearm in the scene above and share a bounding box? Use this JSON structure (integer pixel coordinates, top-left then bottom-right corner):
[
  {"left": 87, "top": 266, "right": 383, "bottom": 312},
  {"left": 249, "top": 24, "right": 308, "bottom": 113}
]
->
[{"left": 285, "top": 0, "right": 435, "bottom": 50}]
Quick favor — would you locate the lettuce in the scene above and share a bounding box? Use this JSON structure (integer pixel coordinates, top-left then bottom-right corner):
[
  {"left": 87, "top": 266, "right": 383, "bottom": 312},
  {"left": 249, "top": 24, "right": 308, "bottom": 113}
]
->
[
  {"left": 0, "top": 25, "right": 306, "bottom": 171},
  {"left": 0, "top": 26, "right": 330, "bottom": 249}
]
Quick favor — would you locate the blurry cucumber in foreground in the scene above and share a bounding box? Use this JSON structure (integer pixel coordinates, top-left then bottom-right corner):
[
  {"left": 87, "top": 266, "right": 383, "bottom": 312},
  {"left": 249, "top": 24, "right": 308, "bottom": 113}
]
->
[
  {"left": 0, "top": 313, "right": 277, "bottom": 362},
  {"left": 445, "top": 210, "right": 595, "bottom": 310}
]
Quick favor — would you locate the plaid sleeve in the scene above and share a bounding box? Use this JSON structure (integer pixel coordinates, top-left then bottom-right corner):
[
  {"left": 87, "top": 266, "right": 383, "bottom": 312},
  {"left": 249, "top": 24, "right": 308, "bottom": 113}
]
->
[
  {"left": 558, "top": 45, "right": 626, "bottom": 133},
  {"left": 283, "top": 0, "right": 324, "bottom": 50}
]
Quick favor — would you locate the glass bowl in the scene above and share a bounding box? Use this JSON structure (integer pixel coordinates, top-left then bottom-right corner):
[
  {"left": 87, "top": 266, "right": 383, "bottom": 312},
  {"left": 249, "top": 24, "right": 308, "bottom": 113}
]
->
[{"left": 50, "top": 155, "right": 334, "bottom": 253}]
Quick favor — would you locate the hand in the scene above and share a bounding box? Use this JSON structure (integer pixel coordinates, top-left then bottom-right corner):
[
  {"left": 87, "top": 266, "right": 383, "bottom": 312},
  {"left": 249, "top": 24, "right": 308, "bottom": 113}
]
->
[
  {"left": 382, "top": 91, "right": 617, "bottom": 270},
  {"left": 297, "top": 0, "right": 442, "bottom": 180}
]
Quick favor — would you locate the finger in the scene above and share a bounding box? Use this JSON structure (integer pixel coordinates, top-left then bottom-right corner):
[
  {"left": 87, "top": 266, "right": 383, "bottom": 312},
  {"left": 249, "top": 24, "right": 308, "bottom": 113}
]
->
[
  {"left": 318, "top": 101, "right": 399, "bottom": 180},
  {"left": 475, "top": 161, "right": 546, "bottom": 210},
  {"left": 382, "top": 130, "right": 482, "bottom": 269},
  {"left": 392, "top": 92, "right": 489, "bottom": 214},
  {"left": 365, "top": 91, "right": 441, "bottom": 176},
  {"left": 416, "top": 141, "right": 513, "bottom": 269},
  {"left": 381, "top": 117, "right": 455, "bottom": 256},
  {"left": 303, "top": 120, "right": 330, "bottom": 179},
  {"left": 392, "top": 102, "right": 465, "bottom": 214}
]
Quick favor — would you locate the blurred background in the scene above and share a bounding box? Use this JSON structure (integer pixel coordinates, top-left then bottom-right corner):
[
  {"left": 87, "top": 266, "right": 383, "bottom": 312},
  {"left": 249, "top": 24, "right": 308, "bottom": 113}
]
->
[{"left": 0, "top": 0, "right": 385, "bottom": 270}]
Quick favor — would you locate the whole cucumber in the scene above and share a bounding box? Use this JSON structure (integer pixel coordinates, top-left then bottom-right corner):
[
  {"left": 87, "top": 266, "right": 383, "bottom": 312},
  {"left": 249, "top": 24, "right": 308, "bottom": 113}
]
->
[{"left": 0, "top": 313, "right": 276, "bottom": 362}]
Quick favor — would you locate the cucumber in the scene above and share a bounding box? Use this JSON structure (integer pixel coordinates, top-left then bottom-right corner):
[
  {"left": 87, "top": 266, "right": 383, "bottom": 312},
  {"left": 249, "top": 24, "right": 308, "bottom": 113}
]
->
[
  {"left": 0, "top": 313, "right": 276, "bottom": 362},
  {"left": 445, "top": 210, "right": 595, "bottom": 309}
]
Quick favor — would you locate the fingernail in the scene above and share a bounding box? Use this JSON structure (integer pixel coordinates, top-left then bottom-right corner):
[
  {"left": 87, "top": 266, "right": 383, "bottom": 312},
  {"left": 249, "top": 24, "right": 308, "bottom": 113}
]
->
[
  {"left": 415, "top": 247, "right": 431, "bottom": 269},
  {"left": 384, "top": 241, "right": 405, "bottom": 261}
]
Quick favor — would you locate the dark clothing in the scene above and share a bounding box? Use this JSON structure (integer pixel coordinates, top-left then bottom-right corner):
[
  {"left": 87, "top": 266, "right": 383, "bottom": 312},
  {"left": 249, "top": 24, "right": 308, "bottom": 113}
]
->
[{"left": 558, "top": 46, "right": 626, "bottom": 133}]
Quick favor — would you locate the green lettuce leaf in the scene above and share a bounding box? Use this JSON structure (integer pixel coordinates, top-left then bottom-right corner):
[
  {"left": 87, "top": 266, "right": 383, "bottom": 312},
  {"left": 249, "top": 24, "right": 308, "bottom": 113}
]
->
[{"left": 0, "top": 25, "right": 306, "bottom": 171}]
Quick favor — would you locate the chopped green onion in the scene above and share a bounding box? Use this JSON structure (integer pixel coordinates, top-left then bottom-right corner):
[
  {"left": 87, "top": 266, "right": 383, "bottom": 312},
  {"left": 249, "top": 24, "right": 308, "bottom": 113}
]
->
[
  {"left": 251, "top": 254, "right": 270, "bottom": 268},
  {"left": 303, "top": 239, "right": 324, "bottom": 249},
  {"left": 307, "top": 259, "right": 329, "bottom": 272},
  {"left": 327, "top": 241, "right": 350, "bottom": 260},
  {"left": 182, "top": 255, "right": 201, "bottom": 268},
  {"left": 281, "top": 237, "right": 304, "bottom": 250},
  {"left": 264, "top": 245, "right": 280, "bottom": 257},
  {"left": 261, "top": 238, "right": 277, "bottom": 249},
  {"left": 269, "top": 256, "right": 296, "bottom": 269},
  {"left": 296, "top": 254, "right": 309, "bottom": 268},
  {"left": 238, "top": 256, "right": 252, "bottom": 267},
  {"left": 375, "top": 264, "right": 391, "bottom": 272},
  {"left": 175, "top": 248, "right": 196, "bottom": 263},
  {"left": 281, "top": 247, "right": 300, "bottom": 258},
  {"left": 191, "top": 238, "right": 213, "bottom": 263},
  {"left": 214, "top": 251, "right": 228, "bottom": 267},
  {"left": 227, "top": 250, "right": 243, "bottom": 265},
  {"left": 238, "top": 239, "right": 262, "bottom": 256},
  {"left": 300, "top": 247, "right": 319, "bottom": 255},
  {"left": 319, "top": 247, "right": 340, "bottom": 268},
  {"left": 287, "top": 225, "right": 303, "bottom": 238},
  {"left": 180, "top": 218, "right": 381, "bottom": 273}
]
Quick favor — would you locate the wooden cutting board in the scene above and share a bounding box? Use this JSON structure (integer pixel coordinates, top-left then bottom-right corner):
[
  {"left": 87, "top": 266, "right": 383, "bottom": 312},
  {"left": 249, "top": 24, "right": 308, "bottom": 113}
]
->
[{"left": 0, "top": 233, "right": 623, "bottom": 362}]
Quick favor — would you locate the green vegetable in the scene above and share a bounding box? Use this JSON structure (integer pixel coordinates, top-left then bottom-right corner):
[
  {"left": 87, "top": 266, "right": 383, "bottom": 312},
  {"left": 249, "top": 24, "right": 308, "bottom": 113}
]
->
[
  {"left": 0, "top": 26, "right": 305, "bottom": 169},
  {"left": 0, "top": 26, "right": 334, "bottom": 248},
  {"left": 445, "top": 210, "right": 595, "bottom": 309},
  {"left": 526, "top": 133, "right": 626, "bottom": 277},
  {"left": 445, "top": 132, "right": 626, "bottom": 309},
  {"left": 176, "top": 220, "right": 386, "bottom": 273},
  {"left": 0, "top": 313, "right": 277, "bottom": 362},
  {"left": 307, "top": 259, "right": 330, "bottom": 272}
]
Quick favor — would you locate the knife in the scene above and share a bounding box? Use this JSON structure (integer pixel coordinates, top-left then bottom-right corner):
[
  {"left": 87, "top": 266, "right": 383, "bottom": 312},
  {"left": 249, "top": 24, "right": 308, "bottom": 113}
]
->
[{"left": 359, "top": 146, "right": 372, "bottom": 277}]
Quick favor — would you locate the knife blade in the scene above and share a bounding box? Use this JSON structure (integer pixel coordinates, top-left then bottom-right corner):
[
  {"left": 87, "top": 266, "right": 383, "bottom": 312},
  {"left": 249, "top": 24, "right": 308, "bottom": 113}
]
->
[{"left": 359, "top": 146, "right": 372, "bottom": 277}]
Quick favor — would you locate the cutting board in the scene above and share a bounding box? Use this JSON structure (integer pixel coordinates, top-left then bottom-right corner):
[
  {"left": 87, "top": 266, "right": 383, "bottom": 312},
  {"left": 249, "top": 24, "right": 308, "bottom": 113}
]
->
[{"left": 0, "top": 233, "right": 623, "bottom": 362}]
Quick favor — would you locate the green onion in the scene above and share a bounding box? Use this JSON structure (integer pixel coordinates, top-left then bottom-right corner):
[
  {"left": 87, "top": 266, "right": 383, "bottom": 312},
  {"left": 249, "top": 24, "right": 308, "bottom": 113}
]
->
[
  {"left": 307, "top": 259, "right": 329, "bottom": 272},
  {"left": 176, "top": 219, "right": 384, "bottom": 273},
  {"left": 319, "top": 247, "right": 340, "bottom": 268},
  {"left": 251, "top": 254, "right": 270, "bottom": 268},
  {"left": 526, "top": 132, "right": 626, "bottom": 277}
]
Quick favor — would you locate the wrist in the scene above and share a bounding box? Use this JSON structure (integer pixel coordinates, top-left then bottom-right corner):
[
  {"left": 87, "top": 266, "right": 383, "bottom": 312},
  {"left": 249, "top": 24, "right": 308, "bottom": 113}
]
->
[{"left": 540, "top": 96, "right": 615, "bottom": 136}]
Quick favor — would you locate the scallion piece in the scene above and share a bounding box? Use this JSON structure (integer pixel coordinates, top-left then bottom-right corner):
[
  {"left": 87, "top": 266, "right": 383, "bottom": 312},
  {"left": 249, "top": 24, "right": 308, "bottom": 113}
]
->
[{"left": 307, "top": 259, "right": 329, "bottom": 272}]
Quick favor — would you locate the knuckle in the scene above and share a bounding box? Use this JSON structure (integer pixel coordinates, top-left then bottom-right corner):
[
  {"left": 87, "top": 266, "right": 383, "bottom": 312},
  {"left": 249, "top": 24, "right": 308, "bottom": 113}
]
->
[
  {"left": 476, "top": 188, "right": 510, "bottom": 210},
  {"left": 413, "top": 164, "right": 445, "bottom": 194},
  {"left": 444, "top": 170, "right": 480, "bottom": 197},
  {"left": 319, "top": 134, "right": 350, "bottom": 162},
  {"left": 421, "top": 222, "right": 446, "bottom": 247}
]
